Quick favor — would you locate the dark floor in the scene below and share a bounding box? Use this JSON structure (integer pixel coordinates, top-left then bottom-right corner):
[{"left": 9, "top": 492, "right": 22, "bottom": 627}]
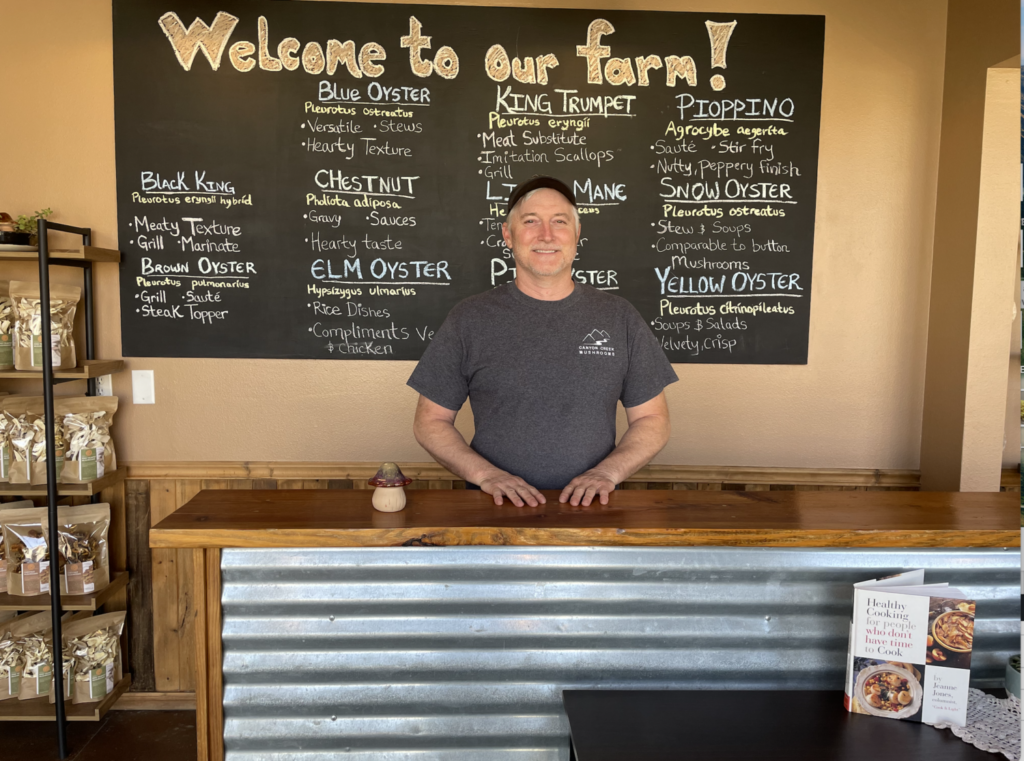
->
[{"left": 1, "top": 711, "right": 197, "bottom": 761}]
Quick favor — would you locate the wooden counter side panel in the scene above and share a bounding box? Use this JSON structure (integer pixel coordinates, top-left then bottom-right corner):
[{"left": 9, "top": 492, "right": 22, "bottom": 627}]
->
[
  {"left": 177, "top": 480, "right": 203, "bottom": 694},
  {"left": 206, "top": 549, "right": 224, "bottom": 761},
  {"left": 126, "top": 480, "right": 155, "bottom": 693},
  {"left": 148, "top": 526, "right": 1021, "bottom": 549},
  {"left": 192, "top": 549, "right": 209, "bottom": 761},
  {"left": 150, "top": 482, "right": 180, "bottom": 692}
]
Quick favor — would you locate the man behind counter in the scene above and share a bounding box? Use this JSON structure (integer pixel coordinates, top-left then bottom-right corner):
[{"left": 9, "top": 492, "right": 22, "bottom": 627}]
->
[{"left": 408, "top": 176, "right": 678, "bottom": 507}]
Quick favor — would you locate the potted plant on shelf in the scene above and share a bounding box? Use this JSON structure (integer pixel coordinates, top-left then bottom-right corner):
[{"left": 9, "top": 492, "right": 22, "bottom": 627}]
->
[{"left": 0, "top": 208, "right": 52, "bottom": 246}]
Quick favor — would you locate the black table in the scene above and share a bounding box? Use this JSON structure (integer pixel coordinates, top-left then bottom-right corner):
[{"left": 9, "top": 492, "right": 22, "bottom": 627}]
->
[{"left": 562, "top": 690, "right": 1003, "bottom": 761}]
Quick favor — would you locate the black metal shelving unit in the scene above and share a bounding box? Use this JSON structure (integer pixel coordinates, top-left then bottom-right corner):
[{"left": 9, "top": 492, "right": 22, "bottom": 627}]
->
[
  {"left": 40, "top": 220, "right": 87, "bottom": 756},
  {"left": 0, "top": 220, "right": 127, "bottom": 757}
]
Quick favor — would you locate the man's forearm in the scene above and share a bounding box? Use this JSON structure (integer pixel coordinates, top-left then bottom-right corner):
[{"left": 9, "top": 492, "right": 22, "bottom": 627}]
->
[
  {"left": 414, "top": 418, "right": 503, "bottom": 485},
  {"left": 591, "top": 414, "right": 670, "bottom": 484}
]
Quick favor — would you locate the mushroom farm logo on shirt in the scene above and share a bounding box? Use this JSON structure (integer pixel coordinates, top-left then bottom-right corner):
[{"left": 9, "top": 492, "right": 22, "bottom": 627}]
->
[{"left": 580, "top": 329, "right": 615, "bottom": 357}]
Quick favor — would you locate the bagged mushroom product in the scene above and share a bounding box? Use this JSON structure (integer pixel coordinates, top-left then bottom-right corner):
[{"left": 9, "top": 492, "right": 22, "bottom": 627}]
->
[
  {"left": 0, "top": 634, "right": 16, "bottom": 701},
  {"left": 55, "top": 504, "right": 110, "bottom": 595},
  {"left": 61, "top": 611, "right": 125, "bottom": 704},
  {"left": 10, "top": 281, "right": 80, "bottom": 371},
  {"left": 0, "top": 612, "right": 50, "bottom": 701},
  {"left": 0, "top": 396, "right": 31, "bottom": 483},
  {"left": 5, "top": 411, "right": 35, "bottom": 485},
  {"left": 17, "top": 616, "right": 54, "bottom": 700},
  {"left": 2, "top": 507, "right": 50, "bottom": 596},
  {"left": 0, "top": 500, "right": 34, "bottom": 594},
  {"left": 61, "top": 397, "right": 117, "bottom": 483},
  {"left": 3, "top": 396, "right": 67, "bottom": 485},
  {"left": 48, "top": 638, "right": 73, "bottom": 703},
  {"left": 30, "top": 414, "right": 65, "bottom": 486},
  {"left": 0, "top": 282, "right": 13, "bottom": 371},
  {"left": 0, "top": 410, "right": 13, "bottom": 483},
  {"left": 0, "top": 615, "right": 24, "bottom": 700}
]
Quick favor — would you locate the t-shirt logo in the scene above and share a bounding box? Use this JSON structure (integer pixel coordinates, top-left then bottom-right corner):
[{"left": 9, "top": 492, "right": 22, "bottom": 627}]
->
[{"left": 579, "top": 329, "right": 615, "bottom": 357}]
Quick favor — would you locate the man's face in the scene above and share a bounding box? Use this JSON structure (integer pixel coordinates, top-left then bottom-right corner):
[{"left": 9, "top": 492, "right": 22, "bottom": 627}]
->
[{"left": 501, "top": 189, "right": 580, "bottom": 282}]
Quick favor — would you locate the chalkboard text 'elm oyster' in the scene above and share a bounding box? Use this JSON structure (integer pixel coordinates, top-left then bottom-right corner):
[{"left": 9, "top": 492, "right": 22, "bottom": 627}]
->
[{"left": 113, "top": 0, "right": 823, "bottom": 363}]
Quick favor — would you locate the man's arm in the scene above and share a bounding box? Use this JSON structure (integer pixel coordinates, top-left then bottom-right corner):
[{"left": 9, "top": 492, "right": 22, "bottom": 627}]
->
[
  {"left": 413, "top": 394, "right": 546, "bottom": 507},
  {"left": 559, "top": 391, "right": 671, "bottom": 506}
]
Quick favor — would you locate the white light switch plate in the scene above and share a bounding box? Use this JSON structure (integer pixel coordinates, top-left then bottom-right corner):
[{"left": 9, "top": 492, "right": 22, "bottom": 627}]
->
[
  {"left": 96, "top": 375, "right": 113, "bottom": 397},
  {"left": 132, "top": 370, "right": 155, "bottom": 404}
]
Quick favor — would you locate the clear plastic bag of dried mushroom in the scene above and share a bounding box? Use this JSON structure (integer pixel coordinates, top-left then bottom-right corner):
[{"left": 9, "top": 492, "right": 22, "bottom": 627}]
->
[
  {"left": 61, "top": 397, "right": 117, "bottom": 483},
  {"left": 0, "top": 615, "right": 27, "bottom": 700},
  {"left": 56, "top": 504, "right": 110, "bottom": 595},
  {"left": 4, "top": 411, "right": 35, "bottom": 485},
  {"left": 0, "top": 634, "right": 17, "bottom": 700},
  {"left": 18, "top": 625, "right": 54, "bottom": 701},
  {"left": 0, "top": 611, "right": 54, "bottom": 701},
  {"left": 31, "top": 414, "right": 66, "bottom": 486},
  {"left": 0, "top": 282, "right": 14, "bottom": 371},
  {"left": 10, "top": 281, "right": 80, "bottom": 371},
  {"left": 61, "top": 611, "right": 125, "bottom": 703},
  {"left": 0, "top": 612, "right": 51, "bottom": 701},
  {"left": 0, "top": 500, "right": 34, "bottom": 595},
  {"left": 0, "top": 411, "right": 13, "bottom": 484},
  {"left": 48, "top": 638, "right": 73, "bottom": 703},
  {"left": 2, "top": 507, "right": 50, "bottom": 596},
  {"left": 2, "top": 396, "right": 67, "bottom": 485}
]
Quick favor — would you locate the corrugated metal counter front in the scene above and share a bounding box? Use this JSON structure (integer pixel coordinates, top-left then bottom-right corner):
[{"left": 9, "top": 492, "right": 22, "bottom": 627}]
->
[
  {"left": 219, "top": 546, "right": 1020, "bottom": 761},
  {"left": 151, "top": 489, "right": 1020, "bottom": 761}
]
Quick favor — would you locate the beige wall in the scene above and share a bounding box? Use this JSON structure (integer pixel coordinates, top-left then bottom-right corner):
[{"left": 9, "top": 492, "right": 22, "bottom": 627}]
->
[
  {"left": 960, "top": 59, "right": 1020, "bottom": 489},
  {"left": 1002, "top": 255, "right": 1020, "bottom": 470},
  {"left": 0, "top": 0, "right": 1011, "bottom": 471},
  {"left": 919, "top": 2, "right": 1020, "bottom": 490}
]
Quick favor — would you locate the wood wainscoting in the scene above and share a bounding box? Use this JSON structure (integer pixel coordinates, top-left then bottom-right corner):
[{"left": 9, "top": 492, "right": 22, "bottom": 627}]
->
[{"left": 85, "top": 461, "right": 1019, "bottom": 707}]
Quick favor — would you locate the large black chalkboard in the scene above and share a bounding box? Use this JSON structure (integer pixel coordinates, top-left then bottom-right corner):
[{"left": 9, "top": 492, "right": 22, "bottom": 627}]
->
[{"left": 113, "top": 0, "right": 824, "bottom": 363}]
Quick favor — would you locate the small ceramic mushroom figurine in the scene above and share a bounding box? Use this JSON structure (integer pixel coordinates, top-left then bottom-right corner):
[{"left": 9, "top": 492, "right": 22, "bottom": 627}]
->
[{"left": 368, "top": 462, "right": 412, "bottom": 513}]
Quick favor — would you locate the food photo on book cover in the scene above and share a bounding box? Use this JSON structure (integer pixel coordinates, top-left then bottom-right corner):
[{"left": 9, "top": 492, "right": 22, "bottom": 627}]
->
[{"left": 845, "top": 570, "right": 975, "bottom": 726}]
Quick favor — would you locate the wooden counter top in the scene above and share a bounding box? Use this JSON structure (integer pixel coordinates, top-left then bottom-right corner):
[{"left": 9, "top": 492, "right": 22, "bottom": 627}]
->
[{"left": 149, "top": 489, "right": 1021, "bottom": 549}]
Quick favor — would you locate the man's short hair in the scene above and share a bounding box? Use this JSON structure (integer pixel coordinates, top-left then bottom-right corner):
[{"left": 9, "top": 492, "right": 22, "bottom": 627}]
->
[{"left": 506, "top": 176, "right": 576, "bottom": 214}]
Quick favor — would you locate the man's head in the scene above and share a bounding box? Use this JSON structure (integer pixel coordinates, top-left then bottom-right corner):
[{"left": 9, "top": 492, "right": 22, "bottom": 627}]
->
[{"left": 502, "top": 176, "right": 581, "bottom": 285}]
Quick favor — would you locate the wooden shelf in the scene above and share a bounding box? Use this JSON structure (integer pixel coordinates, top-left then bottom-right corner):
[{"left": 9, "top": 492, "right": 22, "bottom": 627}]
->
[
  {"left": 0, "top": 675, "right": 131, "bottom": 721},
  {"left": 0, "top": 359, "right": 124, "bottom": 380},
  {"left": 0, "top": 571, "right": 128, "bottom": 612},
  {"left": 0, "top": 246, "right": 120, "bottom": 264},
  {"left": 0, "top": 227, "right": 132, "bottom": 736},
  {"left": 0, "top": 467, "right": 125, "bottom": 497}
]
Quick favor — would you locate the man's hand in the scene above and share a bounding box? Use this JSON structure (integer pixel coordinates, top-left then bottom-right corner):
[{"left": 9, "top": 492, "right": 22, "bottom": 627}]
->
[
  {"left": 413, "top": 395, "right": 545, "bottom": 507},
  {"left": 478, "top": 471, "right": 546, "bottom": 507},
  {"left": 558, "top": 393, "right": 671, "bottom": 506},
  {"left": 559, "top": 468, "right": 616, "bottom": 506}
]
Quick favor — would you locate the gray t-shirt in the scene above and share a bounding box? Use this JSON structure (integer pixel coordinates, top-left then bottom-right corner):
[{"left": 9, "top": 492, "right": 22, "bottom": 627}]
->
[{"left": 408, "top": 283, "right": 678, "bottom": 490}]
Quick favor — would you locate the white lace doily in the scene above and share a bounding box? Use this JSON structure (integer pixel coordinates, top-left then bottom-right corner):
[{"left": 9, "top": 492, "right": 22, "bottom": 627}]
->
[{"left": 927, "top": 687, "right": 1021, "bottom": 760}]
